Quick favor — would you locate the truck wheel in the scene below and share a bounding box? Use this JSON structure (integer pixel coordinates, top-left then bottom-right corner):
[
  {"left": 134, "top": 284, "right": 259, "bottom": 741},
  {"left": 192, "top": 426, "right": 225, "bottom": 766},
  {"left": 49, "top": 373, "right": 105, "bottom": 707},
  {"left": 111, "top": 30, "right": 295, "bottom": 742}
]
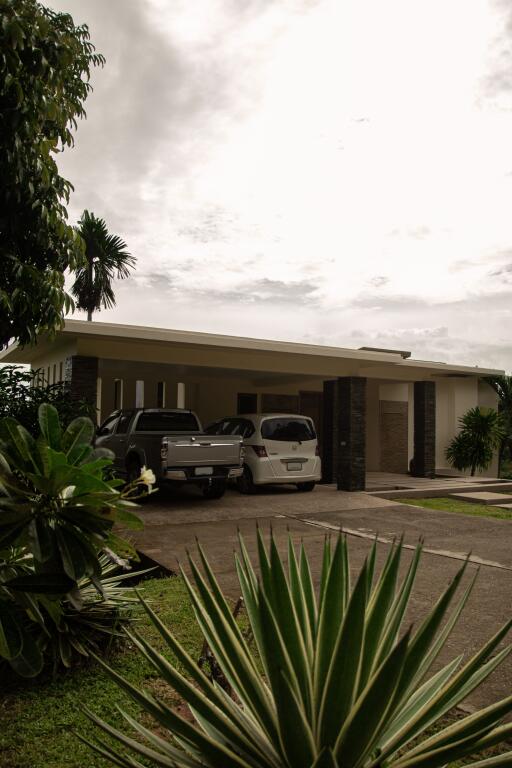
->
[
  {"left": 237, "top": 466, "right": 256, "bottom": 495},
  {"left": 202, "top": 479, "right": 226, "bottom": 500},
  {"left": 297, "top": 481, "right": 316, "bottom": 492}
]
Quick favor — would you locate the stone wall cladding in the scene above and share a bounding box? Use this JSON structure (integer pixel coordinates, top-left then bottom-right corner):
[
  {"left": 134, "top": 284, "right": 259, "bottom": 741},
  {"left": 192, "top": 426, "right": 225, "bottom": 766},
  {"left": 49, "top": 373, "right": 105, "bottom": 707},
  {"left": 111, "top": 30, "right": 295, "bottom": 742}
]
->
[
  {"left": 412, "top": 381, "right": 436, "bottom": 477},
  {"left": 380, "top": 400, "right": 408, "bottom": 473},
  {"left": 64, "top": 355, "right": 98, "bottom": 413},
  {"left": 335, "top": 377, "right": 366, "bottom": 491}
]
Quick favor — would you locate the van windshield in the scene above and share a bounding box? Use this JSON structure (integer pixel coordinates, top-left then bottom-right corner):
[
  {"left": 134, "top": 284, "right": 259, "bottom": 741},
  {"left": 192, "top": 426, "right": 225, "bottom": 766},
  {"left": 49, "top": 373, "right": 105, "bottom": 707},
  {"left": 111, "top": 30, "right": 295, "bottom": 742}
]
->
[
  {"left": 261, "top": 417, "right": 316, "bottom": 442},
  {"left": 135, "top": 412, "right": 200, "bottom": 432}
]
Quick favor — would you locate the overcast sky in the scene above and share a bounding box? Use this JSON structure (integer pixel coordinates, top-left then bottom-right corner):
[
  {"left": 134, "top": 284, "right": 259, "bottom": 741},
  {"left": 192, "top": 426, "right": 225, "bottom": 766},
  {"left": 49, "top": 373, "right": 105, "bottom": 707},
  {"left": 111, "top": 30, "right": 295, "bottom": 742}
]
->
[{"left": 48, "top": 0, "right": 512, "bottom": 372}]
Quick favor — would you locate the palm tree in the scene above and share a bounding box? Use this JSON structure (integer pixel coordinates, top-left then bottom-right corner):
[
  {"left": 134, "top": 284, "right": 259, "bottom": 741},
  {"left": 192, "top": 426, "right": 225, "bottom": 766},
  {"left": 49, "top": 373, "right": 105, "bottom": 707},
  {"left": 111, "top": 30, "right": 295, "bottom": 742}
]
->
[
  {"left": 71, "top": 210, "right": 135, "bottom": 321},
  {"left": 446, "top": 406, "right": 505, "bottom": 476},
  {"left": 485, "top": 374, "right": 512, "bottom": 476}
]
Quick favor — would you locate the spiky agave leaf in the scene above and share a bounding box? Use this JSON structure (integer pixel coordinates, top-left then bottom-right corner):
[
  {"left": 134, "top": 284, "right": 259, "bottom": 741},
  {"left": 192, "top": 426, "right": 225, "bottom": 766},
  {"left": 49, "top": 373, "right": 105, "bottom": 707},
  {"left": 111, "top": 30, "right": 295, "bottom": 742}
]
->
[{"left": 84, "top": 534, "right": 512, "bottom": 768}]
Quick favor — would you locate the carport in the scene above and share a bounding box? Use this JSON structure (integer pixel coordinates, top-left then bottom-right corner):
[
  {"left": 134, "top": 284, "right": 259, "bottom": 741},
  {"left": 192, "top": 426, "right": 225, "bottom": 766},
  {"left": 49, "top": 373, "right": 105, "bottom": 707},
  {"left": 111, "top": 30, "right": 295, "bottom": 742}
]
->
[{"left": 0, "top": 319, "right": 503, "bottom": 489}]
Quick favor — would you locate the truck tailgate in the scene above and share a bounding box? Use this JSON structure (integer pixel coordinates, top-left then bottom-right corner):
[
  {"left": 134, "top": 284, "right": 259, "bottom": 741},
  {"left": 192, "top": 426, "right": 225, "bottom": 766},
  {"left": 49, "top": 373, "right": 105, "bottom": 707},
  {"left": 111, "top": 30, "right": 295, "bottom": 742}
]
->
[{"left": 165, "top": 436, "right": 242, "bottom": 466}]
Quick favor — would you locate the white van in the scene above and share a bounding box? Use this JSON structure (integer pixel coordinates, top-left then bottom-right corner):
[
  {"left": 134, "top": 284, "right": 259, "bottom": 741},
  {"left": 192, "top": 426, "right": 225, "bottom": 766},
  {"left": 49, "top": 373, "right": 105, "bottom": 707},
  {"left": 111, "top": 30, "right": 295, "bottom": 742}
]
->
[{"left": 205, "top": 413, "right": 322, "bottom": 493}]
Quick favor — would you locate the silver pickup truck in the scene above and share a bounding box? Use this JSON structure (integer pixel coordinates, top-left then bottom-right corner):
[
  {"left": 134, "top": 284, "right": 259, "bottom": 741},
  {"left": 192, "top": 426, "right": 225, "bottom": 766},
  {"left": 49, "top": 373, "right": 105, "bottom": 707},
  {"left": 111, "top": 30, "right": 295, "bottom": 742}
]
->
[{"left": 95, "top": 408, "right": 243, "bottom": 499}]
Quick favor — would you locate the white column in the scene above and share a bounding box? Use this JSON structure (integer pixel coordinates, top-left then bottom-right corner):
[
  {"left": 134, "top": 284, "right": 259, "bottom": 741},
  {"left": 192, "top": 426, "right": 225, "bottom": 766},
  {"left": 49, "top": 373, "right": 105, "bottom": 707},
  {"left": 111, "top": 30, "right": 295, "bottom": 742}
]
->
[
  {"left": 177, "top": 382, "right": 185, "bottom": 409},
  {"left": 135, "top": 380, "right": 144, "bottom": 408}
]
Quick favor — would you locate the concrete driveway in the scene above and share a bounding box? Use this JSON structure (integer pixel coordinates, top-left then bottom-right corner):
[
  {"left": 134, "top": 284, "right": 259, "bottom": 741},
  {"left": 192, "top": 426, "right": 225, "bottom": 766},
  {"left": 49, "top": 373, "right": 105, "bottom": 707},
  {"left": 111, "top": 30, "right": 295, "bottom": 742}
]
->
[{"left": 129, "top": 483, "right": 512, "bottom": 712}]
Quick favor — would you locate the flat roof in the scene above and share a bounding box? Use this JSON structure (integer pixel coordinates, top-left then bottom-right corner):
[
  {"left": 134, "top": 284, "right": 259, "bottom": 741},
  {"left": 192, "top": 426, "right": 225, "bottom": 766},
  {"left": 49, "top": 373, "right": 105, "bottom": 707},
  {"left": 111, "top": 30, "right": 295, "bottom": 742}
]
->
[{"left": 0, "top": 318, "right": 504, "bottom": 377}]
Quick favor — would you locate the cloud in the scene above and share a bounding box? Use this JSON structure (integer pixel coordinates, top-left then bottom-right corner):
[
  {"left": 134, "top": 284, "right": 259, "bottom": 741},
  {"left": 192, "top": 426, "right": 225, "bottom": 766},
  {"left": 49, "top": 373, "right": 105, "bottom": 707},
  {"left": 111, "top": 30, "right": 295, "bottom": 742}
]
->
[
  {"left": 481, "top": 0, "right": 512, "bottom": 105},
  {"left": 489, "top": 263, "right": 512, "bottom": 281},
  {"left": 367, "top": 275, "right": 389, "bottom": 288}
]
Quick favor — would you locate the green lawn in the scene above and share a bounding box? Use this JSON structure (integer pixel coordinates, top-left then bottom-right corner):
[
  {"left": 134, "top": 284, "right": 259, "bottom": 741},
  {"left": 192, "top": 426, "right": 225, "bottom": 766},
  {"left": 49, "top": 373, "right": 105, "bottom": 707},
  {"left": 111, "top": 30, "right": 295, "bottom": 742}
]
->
[
  {"left": 400, "top": 496, "right": 512, "bottom": 520},
  {"left": 0, "top": 576, "right": 201, "bottom": 768}
]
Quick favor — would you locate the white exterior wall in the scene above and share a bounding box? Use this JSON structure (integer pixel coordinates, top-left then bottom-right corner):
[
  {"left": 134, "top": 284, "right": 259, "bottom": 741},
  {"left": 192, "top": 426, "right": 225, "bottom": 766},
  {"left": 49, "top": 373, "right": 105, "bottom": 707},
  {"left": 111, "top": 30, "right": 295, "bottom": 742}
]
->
[{"left": 435, "top": 377, "right": 499, "bottom": 477}]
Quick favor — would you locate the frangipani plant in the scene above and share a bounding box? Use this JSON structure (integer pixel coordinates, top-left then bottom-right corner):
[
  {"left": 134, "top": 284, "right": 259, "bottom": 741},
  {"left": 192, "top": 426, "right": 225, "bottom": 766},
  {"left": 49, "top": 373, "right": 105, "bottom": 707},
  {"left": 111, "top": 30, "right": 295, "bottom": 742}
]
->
[
  {"left": 83, "top": 532, "right": 512, "bottom": 768},
  {"left": 0, "top": 403, "right": 146, "bottom": 676}
]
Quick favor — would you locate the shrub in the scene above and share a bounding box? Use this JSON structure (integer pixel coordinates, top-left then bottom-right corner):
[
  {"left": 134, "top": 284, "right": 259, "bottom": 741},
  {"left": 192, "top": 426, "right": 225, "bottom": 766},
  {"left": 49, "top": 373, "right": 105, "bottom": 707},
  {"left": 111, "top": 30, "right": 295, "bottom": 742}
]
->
[
  {"left": 0, "top": 364, "right": 94, "bottom": 433},
  {"left": 0, "top": 403, "right": 146, "bottom": 677},
  {"left": 446, "top": 406, "right": 505, "bottom": 476},
  {"left": 84, "top": 532, "right": 512, "bottom": 768}
]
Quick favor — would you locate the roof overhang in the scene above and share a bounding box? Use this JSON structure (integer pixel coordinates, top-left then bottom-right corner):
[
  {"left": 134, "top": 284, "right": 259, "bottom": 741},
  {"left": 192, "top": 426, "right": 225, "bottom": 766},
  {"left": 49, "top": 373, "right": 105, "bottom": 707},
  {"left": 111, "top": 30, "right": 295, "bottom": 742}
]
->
[{"left": 0, "top": 319, "right": 504, "bottom": 380}]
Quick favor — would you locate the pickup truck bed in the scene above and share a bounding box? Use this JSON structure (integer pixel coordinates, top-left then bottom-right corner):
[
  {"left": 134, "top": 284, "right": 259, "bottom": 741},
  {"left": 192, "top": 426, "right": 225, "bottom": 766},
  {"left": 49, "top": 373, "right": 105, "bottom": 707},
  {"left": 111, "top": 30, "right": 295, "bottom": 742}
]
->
[{"left": 96, "top": 408, "right": 243, "bottom": 499}]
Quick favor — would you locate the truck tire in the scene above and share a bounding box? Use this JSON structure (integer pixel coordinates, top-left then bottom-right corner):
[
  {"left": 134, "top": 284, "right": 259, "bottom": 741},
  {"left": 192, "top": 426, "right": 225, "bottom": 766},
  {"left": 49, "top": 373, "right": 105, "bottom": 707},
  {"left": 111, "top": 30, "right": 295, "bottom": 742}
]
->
[
  {"left": 297, "top": 481, "right": 316, "bottom": 492},
  {"left": 237, "top": 466, "right": 256, "bottom": 495},
  {"left": 202, "top": 479, "right": 226, "bottom": 500}
]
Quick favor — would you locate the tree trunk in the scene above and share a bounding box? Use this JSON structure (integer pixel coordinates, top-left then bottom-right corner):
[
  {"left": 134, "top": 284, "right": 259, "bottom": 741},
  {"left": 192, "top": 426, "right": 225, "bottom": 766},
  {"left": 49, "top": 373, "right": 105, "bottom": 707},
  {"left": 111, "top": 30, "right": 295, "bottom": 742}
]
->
[{"left": 86, "top": 256, "right": 94, "bottom": 321}]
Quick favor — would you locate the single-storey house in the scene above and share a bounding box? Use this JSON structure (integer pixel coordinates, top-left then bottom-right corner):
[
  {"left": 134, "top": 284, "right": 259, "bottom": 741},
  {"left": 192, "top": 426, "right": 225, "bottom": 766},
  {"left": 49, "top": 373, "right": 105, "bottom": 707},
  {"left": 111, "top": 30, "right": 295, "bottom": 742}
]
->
[{"left": 0, "top": 319, "right": 503, "bottom": 490}]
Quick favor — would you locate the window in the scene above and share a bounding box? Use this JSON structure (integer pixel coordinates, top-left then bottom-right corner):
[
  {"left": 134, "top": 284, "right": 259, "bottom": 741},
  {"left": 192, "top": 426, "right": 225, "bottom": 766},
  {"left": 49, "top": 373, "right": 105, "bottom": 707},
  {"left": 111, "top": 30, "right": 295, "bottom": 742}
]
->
[
  {"left": 97, "top": 414, "right": 120, "bottom": 437},
  {"left": 157, "top": 381, "right": 165, "bottom": 408},
  {"left": 237, "top": 393, "right": 257, "bottom": 415},
  {"left": 204, "top": 418, "right": 255, "bottom": 438},
  {"left": 59, "top": 362, "right": 63, "bottom": 382},
  {"left": 116, "top": 411, "right": 134, "bottom": 434},
  {"left": 114, "top": 379, "right": 123, "bottom": 410},
  {"left": 135, "top": 411, "right": 200, "bottom": 432},
  {"left": 261, "top": 417, "right": 316, "bottom": 442}
]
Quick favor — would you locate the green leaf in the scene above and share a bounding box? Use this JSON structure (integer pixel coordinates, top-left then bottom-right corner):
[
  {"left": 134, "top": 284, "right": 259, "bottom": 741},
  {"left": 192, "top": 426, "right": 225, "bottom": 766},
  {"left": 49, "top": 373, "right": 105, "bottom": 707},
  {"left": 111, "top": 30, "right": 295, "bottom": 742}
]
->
[
  {"left": 0, "top": 603, "right": 23, "bottom": 659},
  {"left": 112, "top": 507, "right": 143, "bottom": 530},
  {"left": 28, "top": 518, "right": 55, "bottom": 563},
  {"left": 38, "top": 403, "right": 61, "bottom": 450},
  {"left": 56, "top": 525, "right": 99, "bottom": 581},
  {"left": 62, "top": 416, "right": 95, "bottom": 456},
  {"left": 335, "top": 629, "right": 411, "bottom": 767},
  {"left": 318, "top": 560, "right": 368, "bottom": 746},
  {"left": 8, "top": 630, "right": 44, "bottom": 678}
]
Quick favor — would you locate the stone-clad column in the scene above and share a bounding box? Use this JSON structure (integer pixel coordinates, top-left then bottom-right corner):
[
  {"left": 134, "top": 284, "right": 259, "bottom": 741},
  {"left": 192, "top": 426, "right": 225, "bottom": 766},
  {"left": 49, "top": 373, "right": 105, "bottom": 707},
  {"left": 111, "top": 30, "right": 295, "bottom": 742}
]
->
[
  {"left": 412, "top": 381, "right": 436, "bottom": 478},
  {"left": 64, "top": 355, "right": 99, "bottom": 418},
  {"left": 335, "top": 377, "right": 367, "bottom": 491}
]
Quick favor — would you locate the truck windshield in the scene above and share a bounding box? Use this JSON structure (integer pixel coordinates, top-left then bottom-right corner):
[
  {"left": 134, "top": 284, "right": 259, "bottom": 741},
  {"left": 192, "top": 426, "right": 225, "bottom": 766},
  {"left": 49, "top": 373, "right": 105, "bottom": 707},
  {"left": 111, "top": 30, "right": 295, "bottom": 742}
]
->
[{"left": 135, "top": 412, "right": 200, "bottom": 432}]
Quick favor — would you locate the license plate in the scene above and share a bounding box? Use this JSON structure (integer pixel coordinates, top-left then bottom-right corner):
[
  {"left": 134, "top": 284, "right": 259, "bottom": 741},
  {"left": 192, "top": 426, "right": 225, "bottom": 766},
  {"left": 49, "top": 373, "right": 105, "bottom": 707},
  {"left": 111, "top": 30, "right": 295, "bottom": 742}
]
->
[
  {"left": 287, "top": 462, "right": 302, "bottom": 471},
  {"left": 195, "top": 466, "right": 213, "bottom": 476}
]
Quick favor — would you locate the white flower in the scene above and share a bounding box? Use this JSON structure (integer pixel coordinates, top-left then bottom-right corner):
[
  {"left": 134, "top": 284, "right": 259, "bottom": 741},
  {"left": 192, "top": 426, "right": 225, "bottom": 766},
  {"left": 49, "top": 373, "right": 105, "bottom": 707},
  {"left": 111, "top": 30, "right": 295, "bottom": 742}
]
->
[
  {"left": 139, "top": 466, "right": 156, "bottom": 486},
  {"left": 60, "top": 485, "right": 76, "bottom": 500}
]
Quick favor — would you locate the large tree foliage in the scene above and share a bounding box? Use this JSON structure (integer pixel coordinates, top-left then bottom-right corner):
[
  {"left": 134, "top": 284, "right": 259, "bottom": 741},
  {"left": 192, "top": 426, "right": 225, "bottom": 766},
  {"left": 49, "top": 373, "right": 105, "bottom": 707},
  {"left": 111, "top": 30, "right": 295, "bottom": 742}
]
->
[
  {"left": 446, "top": 406, "right": 504, "bottom": 477},
  {"left": 485, "top": 375, "right": 512, "bottom": 476},
  {"left": 71, "top": 210, "right": 135, "bottom": 321},
  {"left": 0, "top": 0, "right": 104, "bottom": 348}
]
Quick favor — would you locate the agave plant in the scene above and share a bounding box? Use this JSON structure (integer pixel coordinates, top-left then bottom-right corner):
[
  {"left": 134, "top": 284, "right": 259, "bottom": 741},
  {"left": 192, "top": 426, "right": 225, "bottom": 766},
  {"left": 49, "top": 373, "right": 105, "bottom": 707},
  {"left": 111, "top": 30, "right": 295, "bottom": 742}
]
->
[{"left": 82, "top": 533, "right": 512, "bottom": 768}]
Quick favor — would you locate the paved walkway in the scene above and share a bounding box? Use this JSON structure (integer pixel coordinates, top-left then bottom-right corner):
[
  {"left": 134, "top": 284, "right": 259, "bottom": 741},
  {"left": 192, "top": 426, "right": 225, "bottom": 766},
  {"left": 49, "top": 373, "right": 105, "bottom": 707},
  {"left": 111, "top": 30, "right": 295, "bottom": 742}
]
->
[{"left": 130, "top": 483, "right": 512, "bottom": 712}]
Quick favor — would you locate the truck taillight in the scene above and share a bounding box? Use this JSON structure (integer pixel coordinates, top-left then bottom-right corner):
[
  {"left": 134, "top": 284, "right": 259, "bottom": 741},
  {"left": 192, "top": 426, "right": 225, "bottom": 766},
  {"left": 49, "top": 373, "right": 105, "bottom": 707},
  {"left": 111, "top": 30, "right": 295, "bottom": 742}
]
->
[
  {"left": 252, "top": 445, "right": 267, "bottom": 458},
  {"left": 315, "top": 444, "right": 320, "bottom": 456},
  {"left": 161, "top": 439, "right": 168, "bottom": 460}
]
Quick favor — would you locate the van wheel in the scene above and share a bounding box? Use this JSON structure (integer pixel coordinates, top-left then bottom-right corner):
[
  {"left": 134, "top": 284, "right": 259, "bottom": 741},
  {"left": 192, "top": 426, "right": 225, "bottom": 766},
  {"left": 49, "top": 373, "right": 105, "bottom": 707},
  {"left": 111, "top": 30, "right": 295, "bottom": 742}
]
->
[
  {"left": 297, "top": 481, "right": 316, "bottom": 492},
  {"left": 202, "top": 479, "right": 226, "bottom": 500},
  {"left": 237, "top": 466, "right": 256, "bottom": 495}
]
